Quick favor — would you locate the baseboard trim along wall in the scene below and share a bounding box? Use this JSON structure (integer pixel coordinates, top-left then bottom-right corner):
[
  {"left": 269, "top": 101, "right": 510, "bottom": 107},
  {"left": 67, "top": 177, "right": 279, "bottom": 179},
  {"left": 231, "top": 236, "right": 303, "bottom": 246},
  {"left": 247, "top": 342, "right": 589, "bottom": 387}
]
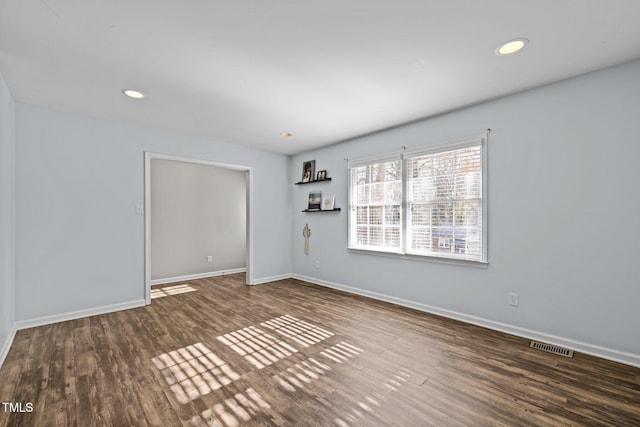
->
[
  {"left": 251, "top": 273, "right": 292, "bottom": 286},
  {"left": 150, "top": 268, "right": 247, "bottom": 286},
  {"left": 15, "top": 299, "right": 146, "bottom": 331},
  {"left": 0, "top": 325, "right": 17, "bottom": 370},
  {"left": 292, "top": 274, "right": 640, "bottom": 369}
]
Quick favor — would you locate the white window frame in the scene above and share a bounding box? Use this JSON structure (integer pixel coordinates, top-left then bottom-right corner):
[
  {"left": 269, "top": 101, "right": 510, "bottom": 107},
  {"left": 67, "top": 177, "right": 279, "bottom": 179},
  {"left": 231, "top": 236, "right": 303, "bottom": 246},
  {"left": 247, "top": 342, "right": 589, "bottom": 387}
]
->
[
  {"left": 347, "top": 152, "right": 403, "bottom": 254},
  {"left": 347, "top": 135, "right": 488, "bottom": 267}
]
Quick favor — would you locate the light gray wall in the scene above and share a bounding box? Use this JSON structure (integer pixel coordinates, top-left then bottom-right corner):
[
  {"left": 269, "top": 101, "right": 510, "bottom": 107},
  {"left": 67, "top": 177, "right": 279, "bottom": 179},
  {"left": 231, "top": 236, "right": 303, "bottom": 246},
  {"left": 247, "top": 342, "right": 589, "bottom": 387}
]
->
[
  {"left": 151, "top": 159, "right": 246, "bottom": 280},
  {"left": 0, "top": 73, "right": 16, "bottom": 351},
  {"left": 15, "top": 103, "right": 291, "bottom": 322},
  {"left": 6, "top": 59, "right": 640, "bottom": 366},
  {"left": 291, "top": 60, "right": 640, "bottom": 360}
]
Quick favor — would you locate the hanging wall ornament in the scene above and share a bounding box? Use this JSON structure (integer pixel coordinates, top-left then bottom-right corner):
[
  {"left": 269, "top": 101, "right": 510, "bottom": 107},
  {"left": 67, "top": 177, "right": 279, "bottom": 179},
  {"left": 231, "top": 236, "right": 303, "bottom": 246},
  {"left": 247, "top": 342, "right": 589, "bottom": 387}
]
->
[{"left": 302, "top": 223, "right": 311, "bottom": 255}]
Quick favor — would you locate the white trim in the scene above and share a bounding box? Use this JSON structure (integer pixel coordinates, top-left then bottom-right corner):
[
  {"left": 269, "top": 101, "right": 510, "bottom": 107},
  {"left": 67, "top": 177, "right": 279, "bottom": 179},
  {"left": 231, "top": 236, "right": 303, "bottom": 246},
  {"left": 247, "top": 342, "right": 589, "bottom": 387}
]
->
[
  {"left": 291, "top": 274, "right": 640, "bottom": 368},
  {"left": 481, "top": 135, "right": 489, "bottom": 262},
  {"left": 144, "top": 153, "right": 152, "bottom": 304},
  {"left": 347, "top": 248, "right": 488, "bottom": 268},
  {"left": 401, "top": 154, "right": 408, "bottom": 253},
  {"left": 144, "top": 151, "right": 254, "bottom": 303},
  {"left": 14, "top": 300, "right": 146, "bottom": 331},
  {"left": 250, "top": 273, "right": 292, "bottom": 285},
  {"left": 150, "top": 268, "right": 247, "bottom": 286},
  {"left": 0, "top": 325, "right": 17, "bottom": 369},
  {"left": 245, "top": 169, "right": 254, "bottom": 286},
  {"left": 144, "top": 152, "right": 251, "bottom": 171}
]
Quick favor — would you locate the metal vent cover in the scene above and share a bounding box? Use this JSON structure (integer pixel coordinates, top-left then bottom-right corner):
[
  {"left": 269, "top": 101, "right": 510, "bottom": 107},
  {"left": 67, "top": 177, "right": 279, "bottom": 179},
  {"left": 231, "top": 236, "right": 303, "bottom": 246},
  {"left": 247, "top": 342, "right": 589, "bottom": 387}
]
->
[{"left": 529, "top": 341, "right": 574, "bottom": 358}]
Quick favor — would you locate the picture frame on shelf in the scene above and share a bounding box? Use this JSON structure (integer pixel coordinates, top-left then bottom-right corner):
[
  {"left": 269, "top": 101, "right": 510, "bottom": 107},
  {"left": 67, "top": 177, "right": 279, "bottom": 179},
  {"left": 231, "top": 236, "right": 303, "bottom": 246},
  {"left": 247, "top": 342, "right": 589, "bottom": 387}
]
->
[
  {"left": 316, "top": 170, "right": 327, "bottom": 181},
  {"left": 321, "top": 194, "right": 335, "bottom": 211},
  {"left": 302, "top": 160, "right": 315, "bottom": 183},
  {"left": 308, "top": 191, "right": 322, "bottom": 211}
]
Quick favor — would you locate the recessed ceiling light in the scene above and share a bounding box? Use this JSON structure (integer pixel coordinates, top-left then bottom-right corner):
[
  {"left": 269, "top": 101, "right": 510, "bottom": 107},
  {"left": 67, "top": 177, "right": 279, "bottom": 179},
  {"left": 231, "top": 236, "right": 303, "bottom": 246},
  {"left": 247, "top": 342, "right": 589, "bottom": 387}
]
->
[
  {"left": 122, "top": 89, "right": 145, "bottom": 99},
  {"left": 281, "top": 132, "right": 293, "bottom": 137},
  {"left": 496, "top": 38, "right": 529, "bottom": 56}
]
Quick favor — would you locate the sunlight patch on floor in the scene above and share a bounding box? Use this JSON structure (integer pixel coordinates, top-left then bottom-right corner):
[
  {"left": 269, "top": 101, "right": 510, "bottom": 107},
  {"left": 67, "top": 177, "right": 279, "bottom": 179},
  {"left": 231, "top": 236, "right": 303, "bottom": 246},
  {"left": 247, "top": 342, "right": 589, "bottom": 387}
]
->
[
  {"left": 333, "top": 368, "right": 413, "bottom": 427},
  {"left": 320, "top": 341, "right": 363, "bottom": 364},
  {"left": 272, "top": 341, "right": 364, "bottom": 394},
  {"left": 188, "top": 388, "right": 271, "bottom": 427},
  {"left": 151, "top": 284, "right": 196, "bottom": 299},
  {"left": 217, "top": 325, "right": 298, "bottom": 369},
  {"left": 151, "top": 342, "right": 240, "bottom": 404},
  {"left": 273, "top": 356, "right": 331, "bottom": 393},
  {"left": 261, "top": 314, "right": 334, "bottom": 348}
]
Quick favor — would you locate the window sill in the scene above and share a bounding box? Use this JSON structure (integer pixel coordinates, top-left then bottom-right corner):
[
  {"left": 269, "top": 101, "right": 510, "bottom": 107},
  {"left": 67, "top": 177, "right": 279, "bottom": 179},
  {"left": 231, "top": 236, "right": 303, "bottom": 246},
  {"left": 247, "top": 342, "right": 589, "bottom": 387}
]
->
[{"left": 347, "top": 247, "right": 488, "bottom": 268}]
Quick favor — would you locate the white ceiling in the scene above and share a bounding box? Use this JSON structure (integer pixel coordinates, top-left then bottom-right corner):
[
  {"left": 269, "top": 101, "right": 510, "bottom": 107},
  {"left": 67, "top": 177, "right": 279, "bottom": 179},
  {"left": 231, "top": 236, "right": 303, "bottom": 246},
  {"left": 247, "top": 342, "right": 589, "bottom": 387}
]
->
[{"left": 1, "top": 1, "right": 640, "bottom": 155}]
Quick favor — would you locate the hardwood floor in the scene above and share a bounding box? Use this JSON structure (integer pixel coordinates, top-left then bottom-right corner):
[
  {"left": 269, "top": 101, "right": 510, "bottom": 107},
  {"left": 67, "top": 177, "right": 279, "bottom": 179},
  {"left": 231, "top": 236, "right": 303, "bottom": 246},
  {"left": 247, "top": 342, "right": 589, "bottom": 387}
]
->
[{"left": 1, "top": 274, "right": 639, "bottom": 426}]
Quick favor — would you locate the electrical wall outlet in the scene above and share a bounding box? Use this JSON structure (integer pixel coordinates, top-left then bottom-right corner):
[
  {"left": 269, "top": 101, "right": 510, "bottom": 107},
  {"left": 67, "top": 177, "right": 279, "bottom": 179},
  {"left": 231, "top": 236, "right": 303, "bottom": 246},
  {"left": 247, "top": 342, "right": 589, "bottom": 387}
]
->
[
  {"left": 508, "top": 292, "right": 519, "bottom": 307},
  {"left": 207, "top": 256, "right": 213, "bottom": 263},
  {"left": 315, "top": 260, "right": 320, "bottom": 270}
]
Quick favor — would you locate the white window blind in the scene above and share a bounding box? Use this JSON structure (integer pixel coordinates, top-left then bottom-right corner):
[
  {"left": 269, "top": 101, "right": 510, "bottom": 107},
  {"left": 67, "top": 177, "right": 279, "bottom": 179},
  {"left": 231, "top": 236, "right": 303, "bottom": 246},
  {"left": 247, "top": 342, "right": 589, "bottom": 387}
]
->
[
  {"left": 348, "top": 157, "right": 402, "bottom": 253},
  {"left": 348, "top": 136, "right": 487, "bottom": 264},
  {"left": 406, "top": 144, "right": 483, "bottom": 261}
]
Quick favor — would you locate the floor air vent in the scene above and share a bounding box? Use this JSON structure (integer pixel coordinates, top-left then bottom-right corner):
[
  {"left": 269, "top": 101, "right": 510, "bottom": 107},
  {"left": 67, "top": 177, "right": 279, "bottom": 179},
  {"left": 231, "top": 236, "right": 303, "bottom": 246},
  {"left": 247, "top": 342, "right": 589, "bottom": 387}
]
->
[{"left": 529, "top": 341, "right": 574, "bottom": 358}]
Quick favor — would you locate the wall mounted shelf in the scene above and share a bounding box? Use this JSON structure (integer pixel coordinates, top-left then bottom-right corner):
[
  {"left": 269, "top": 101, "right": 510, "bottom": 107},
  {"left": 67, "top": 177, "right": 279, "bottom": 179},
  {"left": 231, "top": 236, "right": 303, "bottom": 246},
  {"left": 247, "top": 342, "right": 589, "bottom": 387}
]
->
[
  {"left": 294, "top": 178, "right": 332, "bottom": 185},
  {"left": 301, "top": 208, "right": 341, "bottom": 212}
]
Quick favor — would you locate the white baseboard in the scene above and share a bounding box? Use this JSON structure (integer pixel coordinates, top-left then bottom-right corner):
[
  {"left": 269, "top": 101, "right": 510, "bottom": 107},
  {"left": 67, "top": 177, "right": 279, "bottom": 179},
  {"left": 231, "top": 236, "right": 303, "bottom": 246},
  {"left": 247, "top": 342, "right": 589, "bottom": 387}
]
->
[
  {"left": 15, "top": 299, "right": 146, "bottom": 331},
  {"left": 151, "top": 268, "right": 246, "bottom": 286},
  {"left": 251, "top": 273, "right": 293, "bottom": 285},
  {"left": 292, "top": 274, "right": 640, "bottom": 368},
  {"left": 0, "top": 325, "right": 17, "bottom": 370}
]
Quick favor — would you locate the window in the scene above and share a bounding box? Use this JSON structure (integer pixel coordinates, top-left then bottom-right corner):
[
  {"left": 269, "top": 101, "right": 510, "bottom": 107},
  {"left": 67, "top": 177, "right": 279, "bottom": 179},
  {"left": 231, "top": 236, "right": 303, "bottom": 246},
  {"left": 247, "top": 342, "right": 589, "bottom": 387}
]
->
[
  {"left": 348, "top": 136, "right": 487, "bottom": 264},
  {"left": 348, "top": 156, "right": 402, "bottom": 252}
]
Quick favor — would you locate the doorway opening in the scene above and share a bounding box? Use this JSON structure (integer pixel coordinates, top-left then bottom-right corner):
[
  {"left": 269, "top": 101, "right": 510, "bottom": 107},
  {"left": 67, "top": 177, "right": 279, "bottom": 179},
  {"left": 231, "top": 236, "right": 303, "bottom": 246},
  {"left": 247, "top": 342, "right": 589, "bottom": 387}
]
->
[{"left": 144, "top": 152, "right": 253, "bottom": 304}]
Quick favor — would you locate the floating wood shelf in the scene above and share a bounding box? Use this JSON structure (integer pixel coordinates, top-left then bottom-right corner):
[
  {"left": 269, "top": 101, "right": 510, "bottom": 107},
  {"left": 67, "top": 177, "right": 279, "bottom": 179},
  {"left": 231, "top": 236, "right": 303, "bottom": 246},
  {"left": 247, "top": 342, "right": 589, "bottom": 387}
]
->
[
  {"left": 294, "top": 178, "right": 332, "bottom": 185},
  {"left": 301, "top": 208, "right": 341, "bottom": 212}
]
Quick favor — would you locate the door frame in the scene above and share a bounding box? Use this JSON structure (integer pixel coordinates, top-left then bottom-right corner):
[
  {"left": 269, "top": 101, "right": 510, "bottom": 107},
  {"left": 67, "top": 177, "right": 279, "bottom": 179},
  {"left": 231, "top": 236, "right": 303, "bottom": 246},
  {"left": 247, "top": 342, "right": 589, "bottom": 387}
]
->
[{"left": 143, "top": 152, "right": 254, "bottom": 304}]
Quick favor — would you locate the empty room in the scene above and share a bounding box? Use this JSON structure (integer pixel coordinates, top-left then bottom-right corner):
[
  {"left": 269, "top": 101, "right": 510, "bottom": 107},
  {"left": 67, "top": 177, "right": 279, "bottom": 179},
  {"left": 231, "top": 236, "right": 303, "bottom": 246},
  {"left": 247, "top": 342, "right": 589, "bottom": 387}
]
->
[{"left": 1, "top": 1, "right": 639, "bottom": 426}]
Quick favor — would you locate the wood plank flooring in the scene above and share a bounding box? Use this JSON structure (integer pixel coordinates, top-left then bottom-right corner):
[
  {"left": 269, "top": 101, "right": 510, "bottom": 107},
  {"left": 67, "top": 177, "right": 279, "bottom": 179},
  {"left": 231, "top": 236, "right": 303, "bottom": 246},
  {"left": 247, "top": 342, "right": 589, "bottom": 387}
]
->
[{"left": 1, "top": 274, "right": 639, "bottom": 426}]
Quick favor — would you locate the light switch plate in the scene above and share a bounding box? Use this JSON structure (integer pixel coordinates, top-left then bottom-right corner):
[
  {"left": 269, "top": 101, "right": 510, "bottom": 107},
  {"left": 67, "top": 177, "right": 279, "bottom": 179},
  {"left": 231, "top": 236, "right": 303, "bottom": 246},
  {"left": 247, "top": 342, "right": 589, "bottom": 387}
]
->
[{"left": 508, "top": 292, "right": 519, "bottom": 307}]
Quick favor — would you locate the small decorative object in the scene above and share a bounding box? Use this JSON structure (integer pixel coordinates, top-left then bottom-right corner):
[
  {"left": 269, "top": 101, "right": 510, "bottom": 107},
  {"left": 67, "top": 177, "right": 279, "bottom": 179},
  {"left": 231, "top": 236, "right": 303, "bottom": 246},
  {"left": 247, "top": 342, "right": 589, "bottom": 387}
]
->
[
  {"left": 316, "top": 170, "right": 327, "bottom": 181},
  {"left": 302, "top": 160, "right": 315, "bottom": 183},
  {"left": 308, "top": 191, "right": 322, "bottom": 211},
  {"left": 321, "top": 194, "right": 335, "bottom": 211},
  {"left": 303, "top": 223, "right": 311, "bottom": 255}
]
